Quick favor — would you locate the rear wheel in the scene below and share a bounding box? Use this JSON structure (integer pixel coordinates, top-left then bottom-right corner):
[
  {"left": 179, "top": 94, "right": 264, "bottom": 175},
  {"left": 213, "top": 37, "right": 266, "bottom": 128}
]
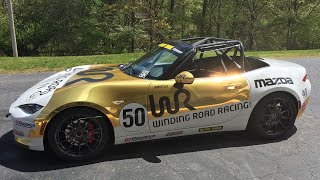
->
[
  {"left": 47, "top": 107, "right": 111, "bottom": 161},
  {"left": 247, "top": 93, "right": 297, "bottom": 139}
]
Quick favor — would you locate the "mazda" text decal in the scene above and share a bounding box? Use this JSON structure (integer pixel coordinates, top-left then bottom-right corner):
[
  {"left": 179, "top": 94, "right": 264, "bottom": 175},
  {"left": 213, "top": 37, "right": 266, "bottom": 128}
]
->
[{"left": 254, "top": 77, "right": 293, "bottom": 88}]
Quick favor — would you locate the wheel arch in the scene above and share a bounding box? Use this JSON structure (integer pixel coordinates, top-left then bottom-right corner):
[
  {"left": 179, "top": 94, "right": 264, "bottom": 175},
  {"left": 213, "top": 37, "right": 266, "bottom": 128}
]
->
[
  {"left": 252, "top": 86, "right": 300, "bottom": 111},
  {"left": 43, "top": 104, "right": 115, "bottom": 151},
  {"left": 249, "top": 90, "right": 299, "bottom": 124}
]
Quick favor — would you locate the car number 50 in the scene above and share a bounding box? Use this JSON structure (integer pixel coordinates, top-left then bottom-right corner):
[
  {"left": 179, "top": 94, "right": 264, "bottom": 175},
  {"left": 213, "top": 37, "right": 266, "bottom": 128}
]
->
[{"left": 120, "top": 103, "right": 148, "bottom": 131}]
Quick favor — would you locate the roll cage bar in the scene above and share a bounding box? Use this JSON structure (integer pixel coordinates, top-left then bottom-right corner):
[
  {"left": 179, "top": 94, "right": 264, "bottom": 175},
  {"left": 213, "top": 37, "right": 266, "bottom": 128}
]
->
[{"left": 179, "top": 37, "right": 247, "bottom": 71}]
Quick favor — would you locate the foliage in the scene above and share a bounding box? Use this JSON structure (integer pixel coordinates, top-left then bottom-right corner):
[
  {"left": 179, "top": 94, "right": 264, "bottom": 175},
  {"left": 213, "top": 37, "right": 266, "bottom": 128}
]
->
[{"left": 0, "top": 0, "right": 320, "bottom": 56}]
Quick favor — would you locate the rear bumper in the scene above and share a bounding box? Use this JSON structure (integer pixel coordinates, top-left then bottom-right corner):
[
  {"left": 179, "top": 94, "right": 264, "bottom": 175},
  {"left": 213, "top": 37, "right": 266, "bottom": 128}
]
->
[
  {"left": 297, "top": 79, "right": 311, "bottom": 117},
  {"left": 297, "top": 96, "right": 310, "bottom": 117}
]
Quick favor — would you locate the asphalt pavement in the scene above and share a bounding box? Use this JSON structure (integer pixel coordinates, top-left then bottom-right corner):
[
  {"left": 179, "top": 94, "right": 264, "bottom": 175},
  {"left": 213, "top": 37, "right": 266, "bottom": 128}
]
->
[{"left": 0, "top": 58, "right": 319, "bottom": 180}]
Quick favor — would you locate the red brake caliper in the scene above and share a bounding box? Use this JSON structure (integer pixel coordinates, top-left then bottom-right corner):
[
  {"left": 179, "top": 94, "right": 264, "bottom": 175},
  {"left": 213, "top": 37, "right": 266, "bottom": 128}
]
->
[{"left": 87, "top": 122, "right": 94, "bottom": 144}]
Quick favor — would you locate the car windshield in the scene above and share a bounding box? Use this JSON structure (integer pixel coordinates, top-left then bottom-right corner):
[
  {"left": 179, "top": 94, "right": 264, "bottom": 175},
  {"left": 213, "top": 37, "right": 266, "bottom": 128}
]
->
[{"left": 121, "top": 44, "right": 184, "bottom": 79}]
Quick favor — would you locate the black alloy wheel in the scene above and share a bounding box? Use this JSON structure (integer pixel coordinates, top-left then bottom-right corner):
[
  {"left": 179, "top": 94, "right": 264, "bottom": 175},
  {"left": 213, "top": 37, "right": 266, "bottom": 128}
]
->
[
  {"left": 261, "top": 98, "right": 292, "bottom": 136},
  {"left": 55, "top": 117, "right": 103, "bottom": 156},
  {"left": 247, "top": 93, "right": 297, "bottom": 139},
  {"left": 47, "top": 108, "right": 111, "bottom": 161}
]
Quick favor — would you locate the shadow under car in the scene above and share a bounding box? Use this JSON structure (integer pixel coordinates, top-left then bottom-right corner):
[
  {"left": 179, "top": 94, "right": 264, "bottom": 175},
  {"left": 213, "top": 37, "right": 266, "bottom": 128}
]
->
[{"left": 0, "top": 127, "right": 297, "bottom": 172}]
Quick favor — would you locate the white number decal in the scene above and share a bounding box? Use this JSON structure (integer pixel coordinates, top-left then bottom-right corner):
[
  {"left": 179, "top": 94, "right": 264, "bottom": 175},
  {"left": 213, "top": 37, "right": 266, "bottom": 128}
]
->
[{"left": 120, "top": 103, "right": 148, "bottom": 132}]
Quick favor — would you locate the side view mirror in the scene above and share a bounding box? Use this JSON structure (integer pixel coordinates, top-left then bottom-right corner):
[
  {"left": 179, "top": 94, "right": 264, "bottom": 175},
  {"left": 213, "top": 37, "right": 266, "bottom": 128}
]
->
[{"left": 175, "top": 71, "right": 194, "bottom": 84}]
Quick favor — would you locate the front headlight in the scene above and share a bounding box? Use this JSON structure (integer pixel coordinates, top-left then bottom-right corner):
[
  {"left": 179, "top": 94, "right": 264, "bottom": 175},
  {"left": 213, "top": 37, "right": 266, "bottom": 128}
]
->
[{"left": 18, "top": 104, "right": 44, "bottom": 114}]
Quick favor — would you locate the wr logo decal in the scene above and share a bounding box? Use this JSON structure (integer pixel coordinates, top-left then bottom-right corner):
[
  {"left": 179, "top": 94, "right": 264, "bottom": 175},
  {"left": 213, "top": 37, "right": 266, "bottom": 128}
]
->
[
  {"left": 64, "top": 67, "right": 114, "bottom": 86},
  {"left": 149, "top": 89, "right": 195, "bottom": 117}
]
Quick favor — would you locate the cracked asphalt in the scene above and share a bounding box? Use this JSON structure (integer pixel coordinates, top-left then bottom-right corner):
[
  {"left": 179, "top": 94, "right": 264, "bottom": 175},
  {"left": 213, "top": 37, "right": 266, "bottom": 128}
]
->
[{"left": 0, "top": 58, "right": 319, "bottom": 180}]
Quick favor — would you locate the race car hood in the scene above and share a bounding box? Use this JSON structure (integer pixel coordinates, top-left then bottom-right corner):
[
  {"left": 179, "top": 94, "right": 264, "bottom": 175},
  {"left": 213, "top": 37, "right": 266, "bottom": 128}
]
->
[
  {"left": 10, "top": 65, "right": 91, "bottom": 109},
  {"left": 10, "top": 64, "right": 138, "bottom": 109},
  {"left": 62, "top": 64, "right": 140, "bottom": 87}
]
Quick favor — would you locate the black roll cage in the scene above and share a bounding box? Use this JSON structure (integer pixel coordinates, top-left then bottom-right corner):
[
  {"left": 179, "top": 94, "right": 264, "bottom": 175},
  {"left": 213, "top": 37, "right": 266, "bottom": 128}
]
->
[
  {"left": 161, "top": 37, "right": 249, "bottom": 80},
  {"left": 180, "top": 37, "right": 245, "bottom": 65}
]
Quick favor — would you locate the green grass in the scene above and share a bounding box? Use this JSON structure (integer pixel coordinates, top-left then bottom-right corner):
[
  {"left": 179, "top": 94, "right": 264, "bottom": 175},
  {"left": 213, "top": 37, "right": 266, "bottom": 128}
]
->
[
  {"left": 0, "top": 53, "right": 144, "bottom": 74},
  {"left": 247, "top": 49, "right": 320, "bottom": 59},
  {"left": 0, "top": 49, "right": 319, "bottom": 74}
]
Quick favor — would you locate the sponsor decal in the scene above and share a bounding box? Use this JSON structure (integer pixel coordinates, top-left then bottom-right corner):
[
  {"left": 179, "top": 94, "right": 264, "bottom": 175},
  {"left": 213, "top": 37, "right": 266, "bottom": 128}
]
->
[
  {"left": 199, "top": 126, "right": 223, "bottom": 132},
  {"left": 154, "top": 85, "right": 169, "bottom": 89},
  {"left": 64, "top": 67, "right": 114, "bottom": 86},
  {"left": 138, "top": 70, "right": 150, "bottom": 78},
  {"left": 13, "top": 130, "right": 25, "bottom": 137},
  {"left": 149, "top": 89, "right": 195, "bottom": 118},
  {"left": 166, "top": 131, "right": 183, "bottom": 136},
  {"left": 152, "top": 101, "right": 251, "bottom": 128},
  {"left": 254, "top": 77, "right": 293, "bottom": 88},
  {"left": 65, "top": 67, "right": 84, "bottom": 72},
  {"left": 120, "top": 103, "right": 148, "bottom": 132},
  {"left": 15, "top": 120, "right": 35, "bottom": 128},
  {"left": 112, "top": 100, "right": 124, "bottom": 105},
  {"left": 176, "top": 74, "right": 186, "bottom": 79},
  {"left": 124, "top": 134, "right": 156, "bottom": 143},
  {"left": 173, "top": 48, "right": 183, "bottom": 54},
  {"left": 158, "top": 43, "right": 174, "bottom": 50},
  {"left": 302, "top": 88, "right": 308, "bottom": 98},
  {"left": 30, "top": 72, "right": 73, "bottom": 99},
  {"left": 158, "top": 43, "right": 183, "bottom": 54}
]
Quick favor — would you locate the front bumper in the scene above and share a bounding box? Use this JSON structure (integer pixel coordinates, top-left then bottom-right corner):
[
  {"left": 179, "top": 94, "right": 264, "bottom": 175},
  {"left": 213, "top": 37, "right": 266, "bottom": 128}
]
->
[
  {"left": 14, "top": 135, "right": 44, "bottom": 151},
  {"left": 10, "top": 107, "right": 45, "bottom": 151}
]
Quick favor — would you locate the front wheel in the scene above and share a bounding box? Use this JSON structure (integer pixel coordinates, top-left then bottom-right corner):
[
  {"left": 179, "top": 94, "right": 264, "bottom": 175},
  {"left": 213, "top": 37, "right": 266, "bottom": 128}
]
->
[
  {"left": 247, "top": 93, "right": 297, "bottom": 139},
  {"left": 47, "top": 108, "right": 111, "bottom": 161}
]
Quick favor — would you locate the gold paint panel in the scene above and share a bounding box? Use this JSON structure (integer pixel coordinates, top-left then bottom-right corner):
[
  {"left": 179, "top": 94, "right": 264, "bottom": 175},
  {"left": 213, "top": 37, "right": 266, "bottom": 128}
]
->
[
  {"left": 148, "top": 74, "right": 250, "bottom": 120},
  {"left": 32, "top": 65, "right": 151, "bottom": 137},
  {"left": 30, "top": 65, "right": 250, "bottom": 138}
]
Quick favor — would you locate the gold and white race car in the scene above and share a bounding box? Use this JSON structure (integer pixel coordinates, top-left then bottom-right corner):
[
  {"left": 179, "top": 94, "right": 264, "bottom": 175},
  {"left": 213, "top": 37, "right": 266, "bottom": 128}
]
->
[{"left": 8, "top": 37, "right": 311, "bottom": 161}]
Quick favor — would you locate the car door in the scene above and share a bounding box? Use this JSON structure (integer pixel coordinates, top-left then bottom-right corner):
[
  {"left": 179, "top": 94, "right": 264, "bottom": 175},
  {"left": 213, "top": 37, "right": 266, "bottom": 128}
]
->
[{"left": 147, "top": 74, "right": 250, "bottom": 133}]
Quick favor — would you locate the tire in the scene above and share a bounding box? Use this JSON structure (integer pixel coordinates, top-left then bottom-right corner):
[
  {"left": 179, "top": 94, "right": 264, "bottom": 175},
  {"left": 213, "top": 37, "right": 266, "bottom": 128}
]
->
[
  {"left": 247, "top": 93, "right": 297, "bottom": 139},
  {"left": 47, "top": 107, "right": 111, "bottom": 161}
]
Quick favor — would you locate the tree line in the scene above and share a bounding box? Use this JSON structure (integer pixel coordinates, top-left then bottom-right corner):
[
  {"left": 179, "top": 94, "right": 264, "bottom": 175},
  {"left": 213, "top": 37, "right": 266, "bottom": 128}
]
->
[{"left": 0, "top": 0, "right": 319, "bottom": 56}]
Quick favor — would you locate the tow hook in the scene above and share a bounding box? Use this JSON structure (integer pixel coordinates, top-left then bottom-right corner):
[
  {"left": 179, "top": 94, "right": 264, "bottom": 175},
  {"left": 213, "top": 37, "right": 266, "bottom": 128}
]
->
[{"left": 5, "top": 113, "right": 11, "bottom": 118}]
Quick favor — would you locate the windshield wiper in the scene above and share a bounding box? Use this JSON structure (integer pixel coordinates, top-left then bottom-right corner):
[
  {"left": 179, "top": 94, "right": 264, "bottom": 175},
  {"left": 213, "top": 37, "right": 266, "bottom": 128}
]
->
[
  {"left": 125, "top": 65, "right": 136, "bottom": 75},
  {"left": 118, "top": 61, "right": 132, "bottom": 71},
  {"left": 119, "top": 61, "right": 136, "bottom": 75}
]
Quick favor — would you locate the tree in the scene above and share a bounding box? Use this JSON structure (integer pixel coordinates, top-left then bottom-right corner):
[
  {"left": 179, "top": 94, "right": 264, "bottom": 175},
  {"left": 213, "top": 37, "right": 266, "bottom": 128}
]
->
[
  {"left": 272, "top": 0, "right": 320, "bottom": 49},
  {"left": 0, "top": 0, "right": 320, "bottom": 56},
  {"left": 243, "top": 0, "right": 268, "bottom": 50}
]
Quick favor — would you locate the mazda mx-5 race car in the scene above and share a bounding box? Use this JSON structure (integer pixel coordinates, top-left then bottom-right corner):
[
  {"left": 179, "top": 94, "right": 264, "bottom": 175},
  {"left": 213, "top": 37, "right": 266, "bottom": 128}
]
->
[{"left": 8, "top": 37, "right": 311, "bottom": 161}]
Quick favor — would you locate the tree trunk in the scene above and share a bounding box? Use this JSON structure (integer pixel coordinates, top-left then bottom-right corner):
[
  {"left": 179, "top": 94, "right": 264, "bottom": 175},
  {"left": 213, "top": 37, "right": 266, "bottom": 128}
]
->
[
  {"left": 170, "top": 0, "right": 175, "bottom": 13},
  {"left": 200, "top": 0, "right": 208, "bottom": 36},
  {"left": 286, "top": 0, "right": 302, "bottom": 50},
  {"left": 168, "top": 0, "right": 175, "bottom": 39},
  {"left": 216, "top": 0, "right": 221, "bottom": 37},
  {"left": 181, "top": 3, "right": 186, "bottom": 38},
  {"left": 130, "top": 0, "right": 136, "bottom": 53},
  {"left": 149, "top": 1, "right": 154, "bottom": 48}
]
